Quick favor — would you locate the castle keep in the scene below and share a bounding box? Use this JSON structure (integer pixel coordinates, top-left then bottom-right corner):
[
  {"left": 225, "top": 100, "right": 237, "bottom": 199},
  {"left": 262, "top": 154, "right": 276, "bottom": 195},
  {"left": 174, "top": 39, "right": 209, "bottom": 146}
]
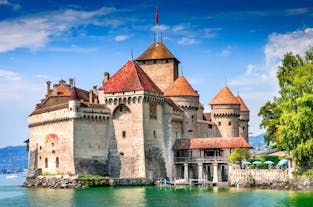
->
[{"left": 27, "top": 41, "right": 252, "bottom": 183}]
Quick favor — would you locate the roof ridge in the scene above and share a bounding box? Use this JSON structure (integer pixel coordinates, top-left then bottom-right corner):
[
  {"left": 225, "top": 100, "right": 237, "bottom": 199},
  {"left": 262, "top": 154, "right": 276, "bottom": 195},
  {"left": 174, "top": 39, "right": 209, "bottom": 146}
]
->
[
  {"left": 100, "top": 60, "right": 162, "bottom": 93},
  {"left": 236, "top": 95, "right": 249, "bottom": 112}
]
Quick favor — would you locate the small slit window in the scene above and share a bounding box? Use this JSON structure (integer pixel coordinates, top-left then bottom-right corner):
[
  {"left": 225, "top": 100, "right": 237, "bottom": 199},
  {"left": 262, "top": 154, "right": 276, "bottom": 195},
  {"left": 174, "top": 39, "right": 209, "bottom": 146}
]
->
[
  {"left": 45, "top": 158, "right": 48, "bottom": 168},
  {"left": 122, "top": 131, "right": 126, "bottom": 138},
  {"left": 228, "top": 122, "right": 232, "bottom": 126},
  {"left": 56, "top": 157, "right": 59, "bottom": 168},
  {"left": 218, "top": 122, "right": 221, "bottom": 126}
]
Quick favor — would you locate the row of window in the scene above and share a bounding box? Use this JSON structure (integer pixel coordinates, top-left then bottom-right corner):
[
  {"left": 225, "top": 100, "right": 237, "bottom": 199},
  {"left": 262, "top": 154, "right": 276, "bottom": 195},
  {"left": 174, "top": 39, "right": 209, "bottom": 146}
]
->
[{"left": 121, "top": 130, "right": 157, "bottom": 138}]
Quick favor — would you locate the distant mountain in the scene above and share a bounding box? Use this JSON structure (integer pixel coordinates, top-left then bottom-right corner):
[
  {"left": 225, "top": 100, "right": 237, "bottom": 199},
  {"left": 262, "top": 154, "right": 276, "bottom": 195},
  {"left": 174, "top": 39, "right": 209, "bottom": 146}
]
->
[
  {"left": 0, "top": 145, "right": 28, "bottom": 173},
  {"left": 249, "top": 134, "right": 264, "bottom": 147}
]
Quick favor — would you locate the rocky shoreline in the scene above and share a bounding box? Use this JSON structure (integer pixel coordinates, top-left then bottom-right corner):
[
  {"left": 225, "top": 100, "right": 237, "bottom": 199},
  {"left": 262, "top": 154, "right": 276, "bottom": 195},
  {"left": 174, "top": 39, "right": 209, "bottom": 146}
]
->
[
  {"left": 23, "top": 176, "right": 82, "bottom": 188},
  {"left": 23, "top": 176, "right": 153, "bottom": 188}
]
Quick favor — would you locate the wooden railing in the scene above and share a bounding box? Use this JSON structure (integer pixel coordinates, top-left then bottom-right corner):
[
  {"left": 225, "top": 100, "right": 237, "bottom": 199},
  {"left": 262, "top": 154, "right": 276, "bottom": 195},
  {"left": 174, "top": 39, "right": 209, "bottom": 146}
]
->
[{"left": 174, "top": 156, "right": 228, "bottom": 164}]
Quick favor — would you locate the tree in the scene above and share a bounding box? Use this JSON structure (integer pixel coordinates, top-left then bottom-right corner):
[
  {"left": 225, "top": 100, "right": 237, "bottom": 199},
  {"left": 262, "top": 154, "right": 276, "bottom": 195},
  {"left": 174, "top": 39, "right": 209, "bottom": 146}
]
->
[
  {"left": 259, "top": 49, "right": 313, "bottom": 168},
  {"left": 229, "top": 148, "right": 250, "bottom": 164}
]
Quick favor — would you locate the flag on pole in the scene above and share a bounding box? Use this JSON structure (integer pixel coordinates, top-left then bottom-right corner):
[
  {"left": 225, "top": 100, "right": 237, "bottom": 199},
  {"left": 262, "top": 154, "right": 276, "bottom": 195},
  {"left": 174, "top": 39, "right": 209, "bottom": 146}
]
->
[{"left": 155, "top": 7, "right": 159, "bottom": 25}]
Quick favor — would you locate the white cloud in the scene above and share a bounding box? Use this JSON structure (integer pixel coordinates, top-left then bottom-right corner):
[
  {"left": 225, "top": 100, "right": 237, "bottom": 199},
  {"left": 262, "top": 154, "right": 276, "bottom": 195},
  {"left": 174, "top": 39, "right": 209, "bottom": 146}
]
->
[
  {"left": 0, "top": 69, "right": 22, "bottom": 80},
  {"left": 35, "top": 74, "right": 49, "bottom": 79},
  {"left": 152, "top": 24, "right": 169, "bottom": 31},
  {"left": 173, "top": 25, "right": 184, "bottom": 32},
  {"left": 114, "top": 35, "right": 129, "bottom": 41},
  {"left": 285, "top": 8, "right": 309, "bottom": 15},
  {"left": 220, "top": 46, "right": 232, "bottom": 57},
  {"left": 178, "top": 37, "right": 197, "bottom": 45},
  {"left": 203, "top": 28, "right": 221, "bottom": 38},
  {"left": 0, "top": 7, "right": 116, "bottom": 53},
  {"left": 264, "top": 28, "right": 313, "bottom": 70},
  {"left": 245, "top": 64, "right": 255, "bottom": 75},
  {"left": 0, "top": 0, "right": 20, "bottom": 11}
]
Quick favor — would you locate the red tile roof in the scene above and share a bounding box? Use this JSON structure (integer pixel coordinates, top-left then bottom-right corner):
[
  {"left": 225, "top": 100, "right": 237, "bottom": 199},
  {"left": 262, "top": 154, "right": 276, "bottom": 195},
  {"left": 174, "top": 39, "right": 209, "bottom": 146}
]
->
[
  {"left": 209, "top": 86, "right": 240, "bottom": 105},
  {"left": 236, "top": 95, "right": 249, "bottom": 112},
  {"left": 100, "top": 60, "right": 162, "bottom": 93},
  {"left": 173, "top": 137, "right": 253, "bottom": 149},
  {"left": 136, "top": 42, "right": 179, "bottom": 62},
  {"left": 164, "top": 76, "right": 199, "bottom": 97}
]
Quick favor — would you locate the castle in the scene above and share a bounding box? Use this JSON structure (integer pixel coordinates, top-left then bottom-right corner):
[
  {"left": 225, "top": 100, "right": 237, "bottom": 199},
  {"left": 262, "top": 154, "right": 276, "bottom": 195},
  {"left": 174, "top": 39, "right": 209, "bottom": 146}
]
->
[{"left": 27, "top": 41, "right": 252, "bottom": 183}]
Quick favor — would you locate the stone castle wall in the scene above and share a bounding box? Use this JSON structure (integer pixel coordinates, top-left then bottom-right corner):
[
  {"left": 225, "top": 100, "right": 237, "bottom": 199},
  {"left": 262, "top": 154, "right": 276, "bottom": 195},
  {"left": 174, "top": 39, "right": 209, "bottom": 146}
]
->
[
  {"left": 28, "top": 110, "right": 75, "bottom": 175},
  {"left": 102, "top": 91, "right": 147, "bottom": 179},
  {"left": 228, "top": 168, "right": 289, "bottom": 187},
  {"left": 73, "top": 118, "right": 110, "bottom": 175}
]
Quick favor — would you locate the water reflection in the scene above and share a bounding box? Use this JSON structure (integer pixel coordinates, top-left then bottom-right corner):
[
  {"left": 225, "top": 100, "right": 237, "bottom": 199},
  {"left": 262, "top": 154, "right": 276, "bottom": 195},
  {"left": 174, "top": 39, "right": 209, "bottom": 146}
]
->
[{"left": 1, "top": 175, "right": 313, "bottom": 207}]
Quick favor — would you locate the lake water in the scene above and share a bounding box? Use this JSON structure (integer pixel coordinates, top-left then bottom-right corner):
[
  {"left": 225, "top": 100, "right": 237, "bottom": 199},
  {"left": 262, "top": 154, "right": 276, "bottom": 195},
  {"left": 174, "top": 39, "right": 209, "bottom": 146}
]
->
[{"left": 1, "top": 174, "right": 313, "bottom": 207}]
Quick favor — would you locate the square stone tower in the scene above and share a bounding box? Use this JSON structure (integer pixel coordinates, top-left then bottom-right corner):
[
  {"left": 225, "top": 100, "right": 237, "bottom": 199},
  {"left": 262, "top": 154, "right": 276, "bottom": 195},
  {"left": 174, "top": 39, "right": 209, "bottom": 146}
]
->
[{"left": 136, "top": 42, "right": 180, "bottom": 91}]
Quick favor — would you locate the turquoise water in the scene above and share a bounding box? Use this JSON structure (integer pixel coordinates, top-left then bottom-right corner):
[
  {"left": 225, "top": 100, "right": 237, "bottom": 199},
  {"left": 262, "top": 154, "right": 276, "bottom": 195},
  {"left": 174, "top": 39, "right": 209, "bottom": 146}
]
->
[{"left": 1, "top": 175, "right": 313, "bottom": 207}]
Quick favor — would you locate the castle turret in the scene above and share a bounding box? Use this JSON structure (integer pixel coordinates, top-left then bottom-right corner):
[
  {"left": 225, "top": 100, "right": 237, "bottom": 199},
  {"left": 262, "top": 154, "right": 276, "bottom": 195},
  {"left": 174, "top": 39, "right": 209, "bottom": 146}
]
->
[
  {"left": 209, "top": 86, "right": 240, "bottom": 138},
  {"left": 236, "top": 95, "right": 250, "bottom": 142},
  {"left": 164, "top": 76, "right": 199, "bottom": 139},
  {"left": 136, "top": 42, "right": 179, "bottom": 91},
  {"left": 69, "top": 87, "right": 81, "bottom": 118}
]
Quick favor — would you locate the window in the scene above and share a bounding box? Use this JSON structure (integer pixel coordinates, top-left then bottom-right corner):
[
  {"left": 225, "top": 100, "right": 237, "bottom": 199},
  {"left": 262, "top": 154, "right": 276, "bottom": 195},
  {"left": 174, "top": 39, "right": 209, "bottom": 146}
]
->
[
  {"left": 208, "top": 125, "right": 212, "bottom": 129},
  {"left": 228, "top": 122, "right": 232, "bottom": 126},
  {"left": 39, "top": 146, "right": 42, "bottom": 150},
  {"left": 191, "top": 115, "right": 194, "bottom": 122},
  {"left": 188, "top": 130, "right": 192, "bottom": 133},
  {"left": 51, "top": 143, "right": 54, "bottom": 147},
  {"left": 56, "top": 157, "right": 59, "bottom": 168},
  {"left": 243, "top": 127, "right": 245, "bottom": 130},
  {"left": 45, "top": 158, "right": 48, "bottom": 168},
  {"left": 153, "top": 130, "right": 156, "bottom": 138},
  {"left": 176, "top": 131, "right": 178, "bottom": 139},
  {"left": 150, "top": 103, "right": 157, "bottom": 119},
  {"left": 218, "top": 122, "right": 221, "bottom": 126},
  {"left": 122, "top": 131, "right": 126, "bottom": 138}
]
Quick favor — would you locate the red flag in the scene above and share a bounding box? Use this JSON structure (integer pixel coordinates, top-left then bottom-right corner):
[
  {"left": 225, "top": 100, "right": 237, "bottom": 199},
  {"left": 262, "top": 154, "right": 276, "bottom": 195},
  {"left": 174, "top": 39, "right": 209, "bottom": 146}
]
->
[{"left": 155, "top": 7, "right": 159, "bottom": 25}]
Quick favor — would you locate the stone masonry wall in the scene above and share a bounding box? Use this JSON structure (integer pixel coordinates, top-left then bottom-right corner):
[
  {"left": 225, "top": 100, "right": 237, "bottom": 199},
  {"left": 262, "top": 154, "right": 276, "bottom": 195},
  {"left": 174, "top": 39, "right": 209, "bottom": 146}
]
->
[
  {"left": 139, "top": 60, "right": 178, "bottom": 91},
  {"left": 28, "top": 117, "right": 75, "bottom": 176},
  {"left": 229, "top": 168, "right": 289, "bottom": 188}
]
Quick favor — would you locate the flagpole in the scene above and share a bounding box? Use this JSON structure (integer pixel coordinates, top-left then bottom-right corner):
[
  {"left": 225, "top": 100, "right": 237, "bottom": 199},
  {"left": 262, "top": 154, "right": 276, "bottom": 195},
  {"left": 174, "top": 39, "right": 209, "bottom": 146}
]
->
[{"left": 155, "top": 7, "right": 159, "bottom": 46}]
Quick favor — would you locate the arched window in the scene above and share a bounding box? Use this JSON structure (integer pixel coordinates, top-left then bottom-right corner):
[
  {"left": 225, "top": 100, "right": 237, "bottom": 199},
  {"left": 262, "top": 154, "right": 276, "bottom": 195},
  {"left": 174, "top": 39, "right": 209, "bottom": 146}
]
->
[
  {"left": 45, "top": 158, "right": 48, "bottom": 168},
  {"left": 56, "top": 157, "right": 59, "bottom": 168}
]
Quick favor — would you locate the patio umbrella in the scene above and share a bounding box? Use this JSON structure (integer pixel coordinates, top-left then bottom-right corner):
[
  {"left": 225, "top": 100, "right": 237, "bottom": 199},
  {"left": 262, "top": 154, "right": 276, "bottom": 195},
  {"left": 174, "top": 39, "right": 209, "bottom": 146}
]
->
[
  {"left": 252, "top": 161, "right": 262, "bottom": 165},
  {"left": 242, "top": 161, "right": 251, "bottom": 165},
  {"left": 264, "top": 160, "right": 274, "bottom": 165},
  {"left": 278, "top": 159, "right": 288, "bottom": 166}
]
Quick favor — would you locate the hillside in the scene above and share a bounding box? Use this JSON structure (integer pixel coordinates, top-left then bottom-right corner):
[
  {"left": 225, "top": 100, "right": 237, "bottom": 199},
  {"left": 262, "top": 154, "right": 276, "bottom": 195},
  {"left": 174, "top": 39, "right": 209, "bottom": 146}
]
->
[
  {"left": 249, "top": 134, "right": 264, "bottom": 147},
  {"left": 0, "top": 145, "right": 28, "bottom": 173}
]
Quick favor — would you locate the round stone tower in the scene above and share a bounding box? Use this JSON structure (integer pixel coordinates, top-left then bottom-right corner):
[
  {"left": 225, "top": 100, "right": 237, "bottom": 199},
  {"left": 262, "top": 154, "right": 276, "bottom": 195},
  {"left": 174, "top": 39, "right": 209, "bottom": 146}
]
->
[
  {"left": 209, "top": 86, "right": 240, "bottom": 138},
  {"left": 236, "top": 95, "right": 250, "bottom": 142},
  {"left": 69, "top": 87, "right": 81, "bottom": 119},
  {"left": 164, "top": 76, "right": 199, "bottom": 139}
]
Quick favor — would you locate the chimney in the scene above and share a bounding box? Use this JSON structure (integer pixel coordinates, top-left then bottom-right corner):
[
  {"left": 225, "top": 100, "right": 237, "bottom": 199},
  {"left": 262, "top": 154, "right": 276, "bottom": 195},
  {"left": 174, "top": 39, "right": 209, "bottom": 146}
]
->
[
  {"left": 46, "top": 81, "right": 51, "bottom": 94},
  {"left": 102, "top": 72, "right": 110, "bottom": 85},
  {"left": 69, "top": 78, "right": 74, "bottom": 88},
  {"left": 89, "top": 90, "right": 93, "bottom": 104},
  {"left": 93, "top": 85, "right": 97, "bottom": 93},
  {"left": 59, "top": 80, "right": 66, "bottom": 85}
]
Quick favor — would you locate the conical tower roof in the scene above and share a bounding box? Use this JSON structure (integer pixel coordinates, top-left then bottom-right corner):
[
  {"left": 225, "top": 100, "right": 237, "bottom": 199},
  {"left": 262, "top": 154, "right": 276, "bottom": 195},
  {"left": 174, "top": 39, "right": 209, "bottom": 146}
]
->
[
  {"left": 136, "top": 42, "right": 180, "bottom": 62},
  {"left": 100, "top": 60, "right": 162, "bottom": 93},
  {"left": 209, "top": 86, "right": 240, "bottom": 105},
  {"left": 70, "top": 87, "right": 79, "bottom": 101},
  {"left": 236, "top": 95, "right": 249, "bottom": 112},
  {"left": 164, "top": 76, "right": 199, "bottom": 97}
]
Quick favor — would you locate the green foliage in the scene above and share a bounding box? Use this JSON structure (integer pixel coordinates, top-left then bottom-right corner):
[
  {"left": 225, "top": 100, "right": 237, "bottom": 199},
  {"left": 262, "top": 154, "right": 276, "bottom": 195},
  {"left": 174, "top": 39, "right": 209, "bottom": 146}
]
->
[
  {"left": 229, "top": 148, "right": 250, "bottom": 164},
  {"left": 78, "top": 175, "right": 103, "bottom": 179},
  {"left": 304, "top": 169, "right": 313, "bottom": 181},
  {"left": 259, "top": 155, "right": 280, "bottom": 164},
  {"left": 259, "top": 49, "right": 313, "bottom": 168}
]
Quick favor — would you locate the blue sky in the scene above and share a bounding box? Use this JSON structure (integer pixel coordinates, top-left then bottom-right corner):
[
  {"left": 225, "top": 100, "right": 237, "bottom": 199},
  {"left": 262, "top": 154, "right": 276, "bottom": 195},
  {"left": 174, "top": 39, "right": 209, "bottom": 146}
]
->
[{"left": 1, "top": 0, "right": 313, "bottom": 147}]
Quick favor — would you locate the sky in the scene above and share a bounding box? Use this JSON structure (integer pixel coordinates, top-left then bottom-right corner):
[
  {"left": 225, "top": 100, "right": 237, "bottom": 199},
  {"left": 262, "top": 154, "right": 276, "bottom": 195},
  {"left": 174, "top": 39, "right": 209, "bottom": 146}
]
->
[{"left": 1, "top": 0, "right": 313, "bottom": 147}]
